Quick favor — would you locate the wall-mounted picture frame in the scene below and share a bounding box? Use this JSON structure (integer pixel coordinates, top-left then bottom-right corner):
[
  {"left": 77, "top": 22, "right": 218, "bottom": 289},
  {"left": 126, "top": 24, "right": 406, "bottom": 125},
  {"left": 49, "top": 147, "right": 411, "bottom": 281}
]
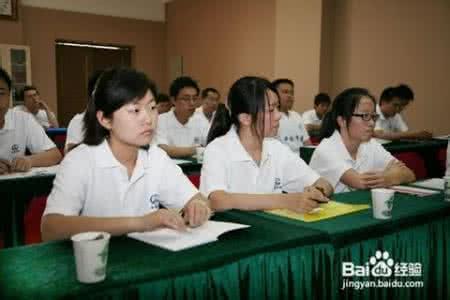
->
[{"left": 0, "top": 0, "right": 17, "bottom": 21}]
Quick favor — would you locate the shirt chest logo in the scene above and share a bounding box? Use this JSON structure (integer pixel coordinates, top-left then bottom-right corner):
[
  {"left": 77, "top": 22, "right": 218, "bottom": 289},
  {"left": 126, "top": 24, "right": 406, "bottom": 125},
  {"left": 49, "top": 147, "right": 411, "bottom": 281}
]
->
[
  {"left": 148, "top": 193, "right": 161, "bottom": 209},
  {"left": 273, "top": 177, "right": 282, "bottom": 191},
  {"left": 11, "top": 144, "right": 20, "bottom": 154}
]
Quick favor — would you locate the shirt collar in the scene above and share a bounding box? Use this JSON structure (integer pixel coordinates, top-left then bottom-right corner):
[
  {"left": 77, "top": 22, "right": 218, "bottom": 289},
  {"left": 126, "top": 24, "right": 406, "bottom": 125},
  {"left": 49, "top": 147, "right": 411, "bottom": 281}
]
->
[
  {"left": 226, "top": 126, "right": 271, "bottom": 164},
  {"left": 96, "top": 140, "right": 149, "bottom": 171},
  {"left": 330, "top": 130, "right": 368, "bottom": 164},
  {"left": 171, "top": 110, "right": 196, "bottom": 128}
]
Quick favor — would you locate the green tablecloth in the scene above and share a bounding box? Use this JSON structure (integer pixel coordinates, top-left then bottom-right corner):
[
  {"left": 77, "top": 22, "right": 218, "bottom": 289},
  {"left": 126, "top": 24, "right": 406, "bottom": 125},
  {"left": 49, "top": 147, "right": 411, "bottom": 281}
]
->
[
  {"left": 300, "top": 139, "right": 448, "bottom": 177},
  {"left": 0, "top": 212, "right": 330, "bottom": 300},
  {"left": 253, "top": 190, "right": 450, "bottom": 300}
]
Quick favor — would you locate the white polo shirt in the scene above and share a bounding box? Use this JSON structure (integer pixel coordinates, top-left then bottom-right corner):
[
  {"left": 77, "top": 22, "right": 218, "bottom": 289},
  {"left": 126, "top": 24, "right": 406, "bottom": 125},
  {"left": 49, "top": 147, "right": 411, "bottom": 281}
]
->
[
  {"left": 155, "top": 110, "right": 209, "bottom": 147},
  {"left": 44, "top": 141, "right": 198, "bottom": 217},
  {"left": 66, "top": 111, "right": 85, "bottom": 146},
  {"left": 302, "top": 109, "right": 322, "bottom": 126},
  {"left": 375, "top": 105, "right": 408, "bottom": 133},
  {"left": 309, "top": 130, "right": 395, "bottom": 193},
  {"left": 277, "top": 110, "right": 310, "bottom": 154},
  {"left": 200, "top": 127, "right": 320, "bottom": 197},
  {"left": 0, "top": 109, "right": 56, "bottom": 160},
  {"left": 13, "top": 105, "right": 55, "bottom": 128}
]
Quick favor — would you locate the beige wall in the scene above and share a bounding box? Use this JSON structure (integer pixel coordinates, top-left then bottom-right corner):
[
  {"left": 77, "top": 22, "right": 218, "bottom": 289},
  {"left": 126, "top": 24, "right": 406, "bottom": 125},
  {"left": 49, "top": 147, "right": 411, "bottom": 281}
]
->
[
  {"left": 21, "top": 0, "right": 166, "bottom": 21},
  {"left": 0, "top": 5, "right": 166, "bottom": 114},
  {"left": 274, "top": 0, "right": 322, "bottom": 112},
  {"left": 1, "top": 1, "right": 448, "bottom": 134},
  {"left": 166, "top": 0, "right": 276, "bottom": 98},
  {"left": 324, "top": 0, "right": 450, "bottom": 134}
]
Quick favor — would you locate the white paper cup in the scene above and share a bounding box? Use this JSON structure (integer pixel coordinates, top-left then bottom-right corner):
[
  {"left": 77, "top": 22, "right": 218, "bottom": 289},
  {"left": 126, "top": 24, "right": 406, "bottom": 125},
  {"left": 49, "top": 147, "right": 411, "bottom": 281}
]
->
[
  {"left": 71, "top": 232, "right": 110, "bottom": 283},
  {"left": 371, "top": 189, "right": 395, "bottom": 219},
  {"left": 196, "top": 147, "right": 205, "bottom": 163}
]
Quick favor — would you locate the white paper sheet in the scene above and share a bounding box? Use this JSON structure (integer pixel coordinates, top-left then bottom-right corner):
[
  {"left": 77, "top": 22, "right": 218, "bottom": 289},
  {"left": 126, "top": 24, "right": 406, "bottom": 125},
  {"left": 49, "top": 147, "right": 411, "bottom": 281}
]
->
[
  {"left": 172, "top": 159, "right": 192, "bottom": 165},
  {"left": 389, "top": 185, "right": 440, "bottom": 197},
  {"left": 128, "top": 220, "right": 250, "bottom": 251},
  {"left": 0, "top": 165, "right": 59, "bottom": 180},
  {"left": 410, "top": 178, "right": 444, "bottom": 191}
]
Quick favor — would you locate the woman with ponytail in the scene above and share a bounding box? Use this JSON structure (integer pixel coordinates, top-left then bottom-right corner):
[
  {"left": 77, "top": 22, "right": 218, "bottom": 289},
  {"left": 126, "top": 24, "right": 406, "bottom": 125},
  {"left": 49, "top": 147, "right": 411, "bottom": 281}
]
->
[
  {"left": 41, "top": 67, "right": 210, "bottom": 241},
  {"left": 200, "top": 76, "right": 333, "bottom": 212},
  {"left": 310, "top": 88, "right": 415, "bottom": 193}
]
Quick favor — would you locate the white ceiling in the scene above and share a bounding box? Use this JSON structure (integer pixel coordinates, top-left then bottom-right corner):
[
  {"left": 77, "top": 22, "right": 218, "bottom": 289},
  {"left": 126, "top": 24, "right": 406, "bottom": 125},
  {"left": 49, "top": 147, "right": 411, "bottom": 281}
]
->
[{"left": 21, "top": 0, "right": 170, "bottom": 22}]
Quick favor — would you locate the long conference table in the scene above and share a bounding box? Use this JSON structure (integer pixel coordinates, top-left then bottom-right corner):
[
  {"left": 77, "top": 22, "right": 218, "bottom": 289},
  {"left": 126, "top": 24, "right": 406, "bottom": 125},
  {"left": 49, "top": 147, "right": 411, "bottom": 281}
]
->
[{"left": 1, "top": 189, "right": 450, "bottom": 299}]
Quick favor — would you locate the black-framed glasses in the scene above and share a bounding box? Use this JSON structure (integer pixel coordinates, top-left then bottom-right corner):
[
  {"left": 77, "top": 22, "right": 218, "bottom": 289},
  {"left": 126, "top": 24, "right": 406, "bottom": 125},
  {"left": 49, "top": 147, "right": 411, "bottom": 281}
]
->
[
  {"left": 177, "top": 96, "right": 198, "bottom": 103},
  {"left": 352, "top": 113, "right": 380, "bottom": 122}
]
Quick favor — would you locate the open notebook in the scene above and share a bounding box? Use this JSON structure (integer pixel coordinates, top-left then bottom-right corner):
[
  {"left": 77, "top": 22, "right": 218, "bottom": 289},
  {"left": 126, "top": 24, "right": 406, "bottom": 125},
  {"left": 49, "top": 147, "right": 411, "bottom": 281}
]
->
[{"left": 128, "top": 220, "right": 250, "bottom": 251}]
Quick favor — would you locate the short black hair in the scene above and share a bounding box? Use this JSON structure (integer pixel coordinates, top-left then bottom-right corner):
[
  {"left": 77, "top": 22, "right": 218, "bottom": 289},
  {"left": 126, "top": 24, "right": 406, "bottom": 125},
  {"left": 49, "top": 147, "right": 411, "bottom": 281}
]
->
[
  {"left": 19, "top": 85, "right": 38, "bottom": 101},
  {"left": 0, "top": 67, "right": 12, "bottom": 90},
  {"left": 395, "top": 84, "right": 414, "bottom": 102},
  {"left": 169, "top": 76, "right": 200, "bottom": 98},
  {"left": 156, "top": 93, "right": 170, "bottom": 104},
  {"left": 314, "top": 93, "right": 331, "bottom": 106},
  {"left": 201, "top": 87, "right": 219, "bottom": 99},
  {"left": 271, "top": 78, "right": 294, "bottom": 90},
  {"left": 379, "top": 86, "right": 396, "bottom": 104}
]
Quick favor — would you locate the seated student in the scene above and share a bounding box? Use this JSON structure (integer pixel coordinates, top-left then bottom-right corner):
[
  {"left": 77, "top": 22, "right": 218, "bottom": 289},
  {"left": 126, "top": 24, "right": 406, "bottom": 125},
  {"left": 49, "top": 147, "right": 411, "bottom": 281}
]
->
[
  {"left": 155, "top": 76, "right": 209, "bottom": 158},
  {"left": 65, "top": 70, "right": 104, "bottom": 154},
  {"left": 196, "top": 87, "right": 220, "bottom": 125},
  {"left": 374, "top": 85, "right": 432, "bottom": 141},
  {"left": 14, "top": 85, "right": 59, "bottom": 128},
  {"left": 200, "top": 76, "right": 333, "bottom": 213},
  {"left": 156, "top": 93, "right": 172, "bottom": 114},
  {"left": 272, "top": 78, "right": 311, "bottom": 155},
  {"left": 302, "top": 93, "right": 331, "bottom": 136},
  {"left": 41, "top": 67, "right": 211, "bottom": 242},
  {"left": 309, "top": 88, "right": 415, "bottom": 193},
  {"left": 0, "top": 67, "right": 62, "bottom": 175}
]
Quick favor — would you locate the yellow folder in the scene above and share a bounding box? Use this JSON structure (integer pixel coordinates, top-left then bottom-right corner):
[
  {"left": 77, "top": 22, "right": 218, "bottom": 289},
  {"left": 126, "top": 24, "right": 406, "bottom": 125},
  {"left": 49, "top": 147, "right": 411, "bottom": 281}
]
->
[{"left": 266, "top": 201, "right": 370, "bottom": 222}]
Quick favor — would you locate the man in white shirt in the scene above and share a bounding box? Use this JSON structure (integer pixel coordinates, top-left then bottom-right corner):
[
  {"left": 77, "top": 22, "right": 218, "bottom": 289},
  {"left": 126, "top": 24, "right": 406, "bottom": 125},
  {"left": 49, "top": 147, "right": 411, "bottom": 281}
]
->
[
  {"left": 272, "top": 78, "right": 311, "bottom": 154},
  {"left": 0, "top": 68, "right": 61, "bottom": 174},
  {"left": 14, "top": 85, "right": 59, "bottom": 128},
  {"left": 302, "top": 93, "right": 331, "bottom": 136},
  {"left": 155, "top": 76, "right": 209, "bottom": 158},
  {"left": 374, "top": 85, "right": 432, "bottom": 141},
  {"left": 195, "top": 87, "right": 220, "bottom": 125}
]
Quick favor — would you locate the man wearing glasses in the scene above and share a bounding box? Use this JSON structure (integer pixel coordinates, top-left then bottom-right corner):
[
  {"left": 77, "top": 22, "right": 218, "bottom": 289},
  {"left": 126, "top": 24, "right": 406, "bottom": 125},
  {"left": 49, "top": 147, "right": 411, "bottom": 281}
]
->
[
  {"left": 155, "top": 76, "right": 209, "bottom": 158},
  {"left": 374, "top": 85, "right": 432, "bottom": 141}
]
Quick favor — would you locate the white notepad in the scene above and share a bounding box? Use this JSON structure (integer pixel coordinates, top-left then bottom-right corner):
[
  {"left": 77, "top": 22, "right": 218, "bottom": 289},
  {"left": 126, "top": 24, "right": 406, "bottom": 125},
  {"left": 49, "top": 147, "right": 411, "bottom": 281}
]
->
[
  {"left": 172, "top": 159, "right": 192, "bottom": 165},
  {"left": 0, "top": 165, "right": 59, "bottom": 180},
  {"left": 435, "top": 135, "right": 450, "bottom": 140},
  {"left": 128, "top": 220, "right": 250, "bottom": 251},
  {"left": 411, "top": 178, "right": 444, "bottom": 191},
  {"left": 389, "top": 185, "right": 440, "bottom": 197}
]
